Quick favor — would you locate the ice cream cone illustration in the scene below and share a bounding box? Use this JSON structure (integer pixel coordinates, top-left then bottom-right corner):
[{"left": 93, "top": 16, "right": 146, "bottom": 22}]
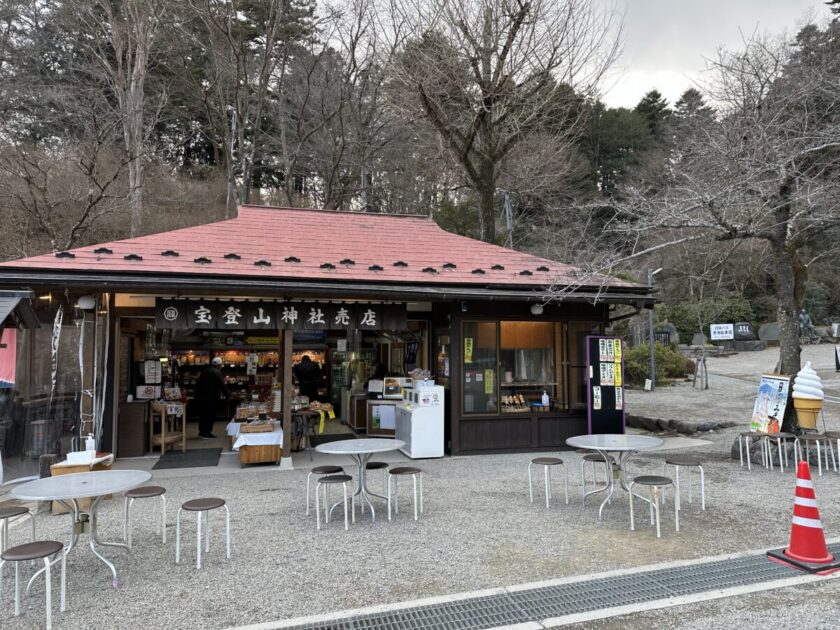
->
[{"left": 792, "top": 362, "right": 823, "bottom": 430}]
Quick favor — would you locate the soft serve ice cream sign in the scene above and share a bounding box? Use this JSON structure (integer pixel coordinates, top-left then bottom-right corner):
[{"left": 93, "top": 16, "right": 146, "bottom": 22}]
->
[{"left": 791, "top": 362, "right": 824, "bottom": 430}]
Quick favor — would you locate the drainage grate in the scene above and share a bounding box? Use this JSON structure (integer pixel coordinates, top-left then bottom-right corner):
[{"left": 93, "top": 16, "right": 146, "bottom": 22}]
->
[{"left": 281, "top": 544, "right": 840, "bottom": 630}]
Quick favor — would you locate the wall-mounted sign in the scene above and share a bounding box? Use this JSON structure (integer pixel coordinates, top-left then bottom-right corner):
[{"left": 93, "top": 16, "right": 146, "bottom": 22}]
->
[
  {"left": 155, "top": 299, "right": 406, "bottom": 331},
  {"left": 710, "top": 324, "right": 734, "bottom": 340}
]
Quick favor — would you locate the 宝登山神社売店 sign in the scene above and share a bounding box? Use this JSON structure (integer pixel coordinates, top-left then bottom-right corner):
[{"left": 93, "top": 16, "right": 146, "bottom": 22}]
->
[{"left": 155, "top": 299, "right": 406, "bottom": 331}]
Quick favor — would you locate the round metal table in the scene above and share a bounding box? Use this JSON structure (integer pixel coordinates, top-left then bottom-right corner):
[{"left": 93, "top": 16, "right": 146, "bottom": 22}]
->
[
  {"left": 566, "top": 434, "right": 663, "bottom": 520},
  {"left": 314, "top": 438, "right": 405, "bottom": 523},
  {"left": 12, "top": 469, "right": 152, "bottom": 588}
]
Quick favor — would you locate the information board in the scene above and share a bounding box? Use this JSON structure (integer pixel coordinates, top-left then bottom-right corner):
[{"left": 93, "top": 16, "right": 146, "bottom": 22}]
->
[
  {"left": 586, "top": 336, "right": 626, "bottom": 434},
  {"left": 710, "top": 324, "right": 734, "bottom": 340}
]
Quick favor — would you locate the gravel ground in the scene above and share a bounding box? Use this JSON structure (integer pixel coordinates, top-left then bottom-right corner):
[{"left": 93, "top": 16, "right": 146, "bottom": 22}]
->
[{"left": 1, "top": 344, "right": 839, "bottom": 629}]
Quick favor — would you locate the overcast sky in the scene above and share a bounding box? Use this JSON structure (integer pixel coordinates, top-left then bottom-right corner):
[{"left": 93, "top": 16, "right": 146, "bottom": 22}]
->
[{"left": 600, "top": 0, "right": 831, "bottom": 108}]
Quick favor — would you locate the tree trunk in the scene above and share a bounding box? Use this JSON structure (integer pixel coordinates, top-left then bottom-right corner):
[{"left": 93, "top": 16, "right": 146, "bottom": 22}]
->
[
  {"left": 477, "top": 160, "right": 496, "bottom": 243},
  {"left": 777, "top": 247, "right": 803, "bottom": 433}
]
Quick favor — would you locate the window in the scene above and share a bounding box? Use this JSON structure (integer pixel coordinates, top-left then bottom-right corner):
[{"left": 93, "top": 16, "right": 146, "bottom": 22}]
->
[
  {"left": 461, "top": 319, "right": 601, "bottom": 416},
  {"left": 499, "top": 322, "right": 556, "bottom": 413},
  {"left": 462, "top": 321, "right": 497, "bottom": 414}
]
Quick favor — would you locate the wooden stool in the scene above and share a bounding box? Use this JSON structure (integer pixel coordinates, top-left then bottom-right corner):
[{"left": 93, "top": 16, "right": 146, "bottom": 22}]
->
[
  {"left": 387, "top": 467, "right": 423, "bottom": 521},
  {"left": 528, "top": 457, "right": 569, "bottom": 508},
  {"left": 124, "top": 486, "right": 167, "bottom": 548},
  {"left": 629, "top": 475, "right": 678, "bottom": 539},
  {"left": 0, "top": 505, "right": 35, "bottom": 556},
  {"left": 315, "top": 475, "right": 355, "bottom": 531},
  {"left": 663, "top": 456, "right": 705, "bottom": 511},
  {"left": 1, "top": 541, "right": 65, "bottom": 630},
  {"left": 306, "top": 466, "right": 344, "bottom": 516},
  {"left": 176, "top": 498, "right": 230, "bottom": 569}
]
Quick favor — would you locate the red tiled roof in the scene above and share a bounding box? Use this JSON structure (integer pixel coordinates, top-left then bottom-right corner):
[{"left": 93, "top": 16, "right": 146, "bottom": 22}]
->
[{"left": 0, "top": 206, "right": 634, "bottom": 289}]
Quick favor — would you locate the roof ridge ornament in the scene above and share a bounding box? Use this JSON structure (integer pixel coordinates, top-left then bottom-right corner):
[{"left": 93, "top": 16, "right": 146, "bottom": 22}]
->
[
  {"left": 161, "top": 250, "right": 179, "bottom": 257},
  {"left": 124, "top": 254, "right": 143, "bottom": 261},
  {"left": 194, "top": 256, "right": 212, "bottom": 264},
  {"left": 223, "top": 253, "right": 241, "bottom": 260},
  {"left": 393, "top": 261, "right": 408, "bottom": 267},
  {"left": 368, "top": 264, "right": 384, "bottom": 271},
  {"left": 472, "top": 268, "right": 486, "bottom": 274},
  {"left": 254, "top": 259, "right": 271, "bottom": 266},
  {"left": 320, "top": 262, "right": 336, "bottom": 269},
  {"left": 340, "top": 258, "right": 356, "bottom": 265},
  {"left": 93, "top": 247, "right": 113, "bottom": 255},
  {"left": 442, "top": 262, "right": 457, "bottom": 269},
  {"left": 55, "top": 251, "right": 76, "bottom": 259},
  {"left": 536, "top": 265, "right": 550, "bottom": 272},
  {"left": 285, "top": 256, "right": 301, "bottom": 263},
  {"left": 491, "top": 264, "right": 505, "bottom": 270},
  {"left": 422, "top": 267, "right": 437, "bottom": 274}
]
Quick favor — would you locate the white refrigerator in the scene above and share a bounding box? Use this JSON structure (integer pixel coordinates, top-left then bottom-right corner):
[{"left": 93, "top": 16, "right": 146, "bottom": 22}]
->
[{"left": 395, "top": 385, "right": 445, "bottom": 458}]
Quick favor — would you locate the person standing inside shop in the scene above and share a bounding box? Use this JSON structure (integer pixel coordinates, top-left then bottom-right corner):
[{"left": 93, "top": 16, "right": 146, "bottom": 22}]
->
[
  {"left": 293, "top": 355, "right": 321, "bottom": 402},
  {"left": 196, "top": 357, "right": 228, "bottom": 439}
]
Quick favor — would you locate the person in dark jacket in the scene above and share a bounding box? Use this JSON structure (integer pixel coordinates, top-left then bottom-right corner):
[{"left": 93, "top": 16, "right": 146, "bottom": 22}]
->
[
  {"left": 195, "top": 357, "right": 228, "bottom": 439},
  {"left": 293, "top": 355, "right": 321, "bottom": 402}
]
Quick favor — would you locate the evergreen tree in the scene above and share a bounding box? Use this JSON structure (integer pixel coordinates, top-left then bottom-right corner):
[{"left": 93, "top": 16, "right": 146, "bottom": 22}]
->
[{"left": 634, "top": 89, "right": 670, "bottom": 141}]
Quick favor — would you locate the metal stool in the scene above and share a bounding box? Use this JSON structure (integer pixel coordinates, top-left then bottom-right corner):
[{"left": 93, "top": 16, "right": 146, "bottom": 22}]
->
[
  {"left": 528, "top": 457, "right": 569, "bottom": 508},
  {"left": 825, "top": 432, "right": 840, "bottom": 473},
  {"left": 1, "top": 505, "right": 35, "bottom": 556},
  {"left": 362, "top": 462, "right": 389, "bottom": 513},
  {"left": 794, "top": 434, "right": 836, "bottom": 477},
  {"left": 629, "top": 475, "right": 678, "bottom": 539},
  {"left": 123, "top": 485, "right": 167, "bottom": 548},
  {"left": 581, "top": 453, "right": 614, "bottom": 504},
  {"left": 315, "top": 475, "right": 355, "bottom": 531},
  {"left": 306, "top": 465, "right": 344, "bottom": 516},
  {"left": 388, "top": 467, "right": 423, "bottom": 521},
  {"left": 176, "top": 498, "right": 231, "bottom": 569},
  {"left": 766, "top": 432, "right": 797, "bottom": 472},
  {"left": 738, "top": 431, "right": 770, "bottom": 470},
  {"left": 663, "top": 456, "right": 705, "bottom": 511},
  {"left": 1, "top": 541, "right": 65, "bottom": 630}
]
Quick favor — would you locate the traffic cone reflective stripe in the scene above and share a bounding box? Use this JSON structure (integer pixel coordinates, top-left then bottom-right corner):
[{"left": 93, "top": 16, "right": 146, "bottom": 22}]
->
[{"left": 784, "top": 462, "right": 834, "bottom": 564}]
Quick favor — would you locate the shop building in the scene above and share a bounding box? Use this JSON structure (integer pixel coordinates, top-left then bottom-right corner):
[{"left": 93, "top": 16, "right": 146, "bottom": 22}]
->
[{"left": 0, "top": 206, "right": 652, "bottom": 474}]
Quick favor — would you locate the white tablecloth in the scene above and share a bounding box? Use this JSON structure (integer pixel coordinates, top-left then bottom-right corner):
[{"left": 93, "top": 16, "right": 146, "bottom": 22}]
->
[
  {"left": 227, "top": 421, "right": 242, "bottom": 437},
  {"left": 232, "top": 429, "right": 284, "bottom": 451}
]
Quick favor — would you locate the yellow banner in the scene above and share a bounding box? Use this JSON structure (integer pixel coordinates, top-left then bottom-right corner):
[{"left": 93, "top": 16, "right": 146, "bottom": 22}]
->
[
  {"left": 327, "top": 409, "right": 336, "bottom": 420},
  {"left": 318, "top": 410, "right": 325, "bottom": 434},
  {"left": 484, "top": 369, "right": 494, "bottom": 394},
  {"left": 615, "top": 364, "right": 623, "bottom": 387},
  {"left": 464, "top": 338, "right": 474, "bottom": 364}
]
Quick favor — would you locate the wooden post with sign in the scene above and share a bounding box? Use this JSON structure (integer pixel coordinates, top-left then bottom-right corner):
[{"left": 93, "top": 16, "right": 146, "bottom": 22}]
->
[{"left": 282, "top": 330, "right": 293, "bottom": 459}]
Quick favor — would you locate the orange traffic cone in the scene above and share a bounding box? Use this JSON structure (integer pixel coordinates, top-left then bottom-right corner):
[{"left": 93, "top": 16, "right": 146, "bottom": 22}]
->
[{"left": 768, "top": 461, "right": 839, "bottom": 573}]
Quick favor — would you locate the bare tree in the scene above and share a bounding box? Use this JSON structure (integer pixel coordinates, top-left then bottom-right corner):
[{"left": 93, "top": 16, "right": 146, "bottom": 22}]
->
[
  {"left": 619, "top": 31, "right": 840, "bottom": 400},
  {"left": 385, "top": 0, "right": 620, "bottom": 242},
  {"left": 63, "top": 0, "right": 166, "bottom": 236}
]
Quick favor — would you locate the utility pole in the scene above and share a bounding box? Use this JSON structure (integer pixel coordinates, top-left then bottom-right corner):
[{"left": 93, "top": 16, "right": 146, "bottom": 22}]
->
[{"left": 648, "top": 268, "right": 662, "bottom": 390}]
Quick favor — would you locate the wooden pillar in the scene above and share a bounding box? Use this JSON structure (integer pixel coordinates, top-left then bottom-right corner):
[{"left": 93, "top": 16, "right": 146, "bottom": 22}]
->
[{"left": 282, "top": 329, "right": 293, "bottom": 457}]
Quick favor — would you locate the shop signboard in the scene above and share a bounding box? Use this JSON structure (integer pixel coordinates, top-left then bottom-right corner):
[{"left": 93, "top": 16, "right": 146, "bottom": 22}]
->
[
  {"left": 586, "top": 336, "right": 625, "bottom": 434},
  {"left": 750, "top": 375, "right": 790, "bottom": 433},
  {"left": 155, "top": 299, "right": 405, "bottom": 331},
  {"left": 710, "top": 323, "right": 734, "bottom": 340}
]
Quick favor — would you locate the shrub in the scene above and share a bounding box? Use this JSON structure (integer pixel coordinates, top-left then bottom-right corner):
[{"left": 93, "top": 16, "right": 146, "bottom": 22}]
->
[
  {"left": 623, "top": 343, "right": 694, "bottom": 387},
  {"left": 659, "top": 295, "right": 755, "bottom": 341}
]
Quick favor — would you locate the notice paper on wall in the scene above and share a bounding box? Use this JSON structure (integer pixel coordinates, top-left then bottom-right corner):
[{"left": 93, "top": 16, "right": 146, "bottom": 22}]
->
[
  {"left": 592, "top": 386, "right": 602, "bottom": 410},
  {"left": 598, "top": 339, "right": 614, "bottom": 363},
  {"left": 615, "top": 386, "right": 623, "bottom": 410},
  {"left": 144, "top": 360, "right": 162, "bottom": 384},
  {"left": 464, "top": 338, "right": 474, "bottom": 364}
]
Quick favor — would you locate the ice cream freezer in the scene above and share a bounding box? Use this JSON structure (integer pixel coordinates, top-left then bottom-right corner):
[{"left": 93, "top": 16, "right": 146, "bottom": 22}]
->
[{"left": 395, "top": 385, "right": 444, "bottom": 459}]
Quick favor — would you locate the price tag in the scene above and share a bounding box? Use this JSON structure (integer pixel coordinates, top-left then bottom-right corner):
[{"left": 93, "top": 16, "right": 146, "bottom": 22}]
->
[{"left": 327, "top": 409, "right": 336, "bottom": 420}]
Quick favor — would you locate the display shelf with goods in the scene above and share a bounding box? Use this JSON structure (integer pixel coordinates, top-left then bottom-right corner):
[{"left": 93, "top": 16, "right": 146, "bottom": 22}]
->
[{"left": 172, "top": 349, "right": 280, "bottom": 404}]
